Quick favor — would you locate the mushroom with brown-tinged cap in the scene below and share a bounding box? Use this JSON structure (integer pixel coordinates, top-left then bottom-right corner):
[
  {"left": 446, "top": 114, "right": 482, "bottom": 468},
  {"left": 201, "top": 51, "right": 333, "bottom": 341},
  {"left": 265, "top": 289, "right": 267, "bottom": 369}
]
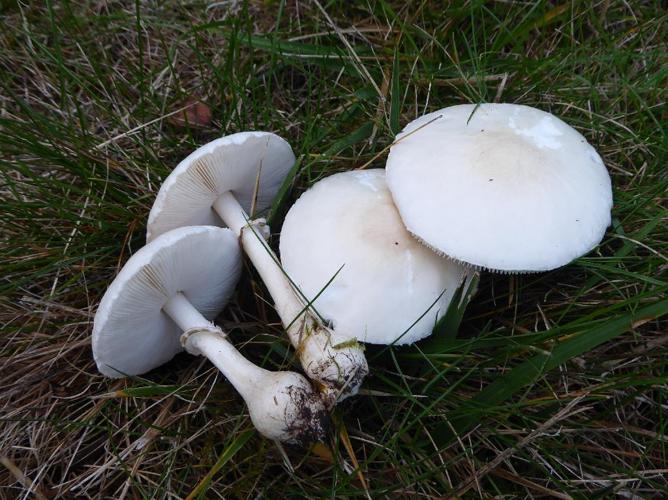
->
[
  {"left": 280, "top": 169, "right": 475, "bottom": 345},
  {"left": 93, "top": 225, "right": 328, "bottom": 445},
  {"left": 385, "top": 103, "right": 613, "bottom": 273},
  {"left": 146, "top": 132, "right": 368, "bottom": 404}
]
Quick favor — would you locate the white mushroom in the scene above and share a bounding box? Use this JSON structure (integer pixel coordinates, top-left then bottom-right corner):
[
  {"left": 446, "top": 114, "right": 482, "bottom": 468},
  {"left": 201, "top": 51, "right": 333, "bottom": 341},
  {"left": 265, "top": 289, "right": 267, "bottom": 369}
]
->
[
  {"left": 93, "top": 226, "right": 328, "bottom": 445},
  {"left": 385, "top": 103, "right": 613, "bottom": 273},
  {"left": 146, "top": 132, "right": 368, "bottom": 404},
  {"left": 280, "top": 169, "right": 474, "bottom": 345}
]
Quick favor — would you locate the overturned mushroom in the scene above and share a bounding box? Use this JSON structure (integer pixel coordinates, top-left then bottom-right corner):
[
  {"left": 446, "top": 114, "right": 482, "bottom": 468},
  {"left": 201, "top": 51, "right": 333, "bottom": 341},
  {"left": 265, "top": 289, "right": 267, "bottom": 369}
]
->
[
  {"left": 386, "top": 103, "right": 613, "bottom": 273},
  {"left": 92, "top": 226, "right": 328, "bottom": 445},
  {"left": 146, "top": 132, "right": 368, "bottom": 404},
  {"left": 280, "top": 169, "right": 474, "bottom": 345}
]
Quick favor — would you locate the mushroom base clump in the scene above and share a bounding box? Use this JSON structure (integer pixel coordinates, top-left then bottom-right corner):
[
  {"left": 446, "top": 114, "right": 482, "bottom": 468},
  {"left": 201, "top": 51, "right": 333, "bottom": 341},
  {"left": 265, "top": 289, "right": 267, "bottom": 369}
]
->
[
  {"left": 292, "top": 315, "right": 368, "bottom": 406},
  {"left": 181, "top": 327, "right": 330, "bottom": 445},
  {"left": 254, "top": 372, "right": 331, "bottom": 445}
]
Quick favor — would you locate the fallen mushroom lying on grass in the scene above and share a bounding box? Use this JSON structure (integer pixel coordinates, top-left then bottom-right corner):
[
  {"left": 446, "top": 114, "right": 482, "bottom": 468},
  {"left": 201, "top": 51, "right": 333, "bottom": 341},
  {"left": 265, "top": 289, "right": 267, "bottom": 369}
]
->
[
  {"left": 92, "top": 226, "right": 328, "bottom": 445},
  {"left": 146, "top": 132, "right": 368, "bottom": 404}
]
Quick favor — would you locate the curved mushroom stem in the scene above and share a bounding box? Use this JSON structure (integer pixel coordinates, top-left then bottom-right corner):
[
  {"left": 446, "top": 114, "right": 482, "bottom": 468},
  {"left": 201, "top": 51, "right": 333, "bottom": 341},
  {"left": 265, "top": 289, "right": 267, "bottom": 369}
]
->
[
  {"left": 162, "top": 293, "right": 328, "bottom": 445},
  {"left": 212, "top": 192, "right": 368, "bottom": 404}
]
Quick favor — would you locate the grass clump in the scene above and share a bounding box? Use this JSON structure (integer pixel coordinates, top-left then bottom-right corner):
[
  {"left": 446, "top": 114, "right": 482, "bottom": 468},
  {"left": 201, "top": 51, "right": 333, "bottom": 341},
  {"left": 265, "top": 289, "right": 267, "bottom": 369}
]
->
[{"left": 1, "top": 1, "right": 666, "bottom": 497}]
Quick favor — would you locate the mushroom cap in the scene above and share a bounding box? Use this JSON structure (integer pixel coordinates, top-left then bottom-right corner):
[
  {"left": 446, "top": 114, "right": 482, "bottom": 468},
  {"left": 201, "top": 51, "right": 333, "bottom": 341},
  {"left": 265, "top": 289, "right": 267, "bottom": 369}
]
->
[
  {"left": 385, "top": 103, "right": 613, "bottom": 272},
  {"left": 279, "top": 169, "right": 473, "bottom": 345},
  {"left": 93, "top": 226, "right": 242, "bottom": 377},
  {"left": 147, "top": 132, "right": 295, "bottom": 242}
]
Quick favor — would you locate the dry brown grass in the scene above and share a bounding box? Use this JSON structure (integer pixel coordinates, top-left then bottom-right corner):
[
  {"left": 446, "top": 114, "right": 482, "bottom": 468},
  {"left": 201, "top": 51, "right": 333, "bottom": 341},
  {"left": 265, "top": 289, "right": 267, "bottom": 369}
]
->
[{"left": 1, "top": 1, "right": 667, "bottom": 498}]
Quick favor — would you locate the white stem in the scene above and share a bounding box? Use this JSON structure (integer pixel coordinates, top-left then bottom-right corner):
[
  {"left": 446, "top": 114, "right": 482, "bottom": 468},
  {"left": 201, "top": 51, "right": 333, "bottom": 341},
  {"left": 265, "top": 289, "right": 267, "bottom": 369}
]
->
[
  {"left": 163, "top": 293, "right": 264, "bottom": 401},
  {"left": 212, "top": 192, "right": 303, "bottom": 324},
  {"left": 162, "top": 292, "right": 211, "bottom": 330},
  {"left": 162, "top": 293, "right": 328, "bottom": 443},
  {"left": 212, "top": 192, "right": 368, "bottom": 403}
]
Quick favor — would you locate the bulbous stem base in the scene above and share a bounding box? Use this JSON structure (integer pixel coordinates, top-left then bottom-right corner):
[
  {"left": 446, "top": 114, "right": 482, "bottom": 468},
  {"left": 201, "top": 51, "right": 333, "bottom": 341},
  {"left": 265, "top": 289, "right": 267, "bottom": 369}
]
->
[
  {"left": 164, "top": 293, "right": 329, "bottom": 445},
  {"left": 290, "top": 313, "right": 369, "bottom": 407}
]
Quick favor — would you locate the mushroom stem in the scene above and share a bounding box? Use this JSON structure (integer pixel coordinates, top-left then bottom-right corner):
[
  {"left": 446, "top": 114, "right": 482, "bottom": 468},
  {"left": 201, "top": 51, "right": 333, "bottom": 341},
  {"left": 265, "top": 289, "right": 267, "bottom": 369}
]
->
[
  {"left": 162, "top": 292, "right": 211, "bottom": 330},
  {"left": 162, "top": 293, "right": 328, "bottom": 444},
  {"left": 162, "top": 294, "right": 259, "bottom": 400},
  {"left": 213, "top": 192, "right": 303, "bottom": 323},
  {"left": 212, "top": 191, "right": 368, "bottom": 404}
]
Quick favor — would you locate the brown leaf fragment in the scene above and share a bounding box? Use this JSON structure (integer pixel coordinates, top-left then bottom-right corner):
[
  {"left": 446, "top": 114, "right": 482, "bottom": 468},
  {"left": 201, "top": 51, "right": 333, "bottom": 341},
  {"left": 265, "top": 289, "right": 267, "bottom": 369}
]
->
[{"left": 168, "top": 99, "right": 212, "bottom": 128}]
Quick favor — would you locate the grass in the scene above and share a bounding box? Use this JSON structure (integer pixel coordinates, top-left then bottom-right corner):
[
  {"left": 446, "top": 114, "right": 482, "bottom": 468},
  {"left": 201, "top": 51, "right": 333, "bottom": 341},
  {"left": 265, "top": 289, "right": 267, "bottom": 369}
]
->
[{"left": 1, "top": 0, "right": 666, "bottom": 497}]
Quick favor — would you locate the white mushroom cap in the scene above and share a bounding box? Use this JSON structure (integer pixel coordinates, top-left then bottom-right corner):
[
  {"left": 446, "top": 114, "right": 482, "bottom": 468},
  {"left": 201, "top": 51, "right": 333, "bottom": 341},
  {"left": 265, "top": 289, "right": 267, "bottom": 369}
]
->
[
  {"left": 279, "top": 169, "right": 473, "bottom": 345},
  {"left": 385, "top": 103, "right": 613, "bottom": 272},
  {"left": 93, "top": 226, "right": 241, "bottom": 377},
  {"left": 147, "top": 132, "right": 295, "bottom": 242}
]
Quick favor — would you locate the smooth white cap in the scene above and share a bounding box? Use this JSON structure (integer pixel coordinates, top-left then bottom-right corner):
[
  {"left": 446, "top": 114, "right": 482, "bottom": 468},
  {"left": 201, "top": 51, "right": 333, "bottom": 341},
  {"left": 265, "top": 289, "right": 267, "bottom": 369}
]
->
[
  {"left": 147, "top": 132, "right": 295, "bottom": 242},
  {"left": 93, "top": 226, "right": 241, "bottom": 377},
  {"left": 385, "top": 103, "right": 613, "bottom": 272},
  {"left": 279, "top": 169, "right": 473, "bottom": 345}
]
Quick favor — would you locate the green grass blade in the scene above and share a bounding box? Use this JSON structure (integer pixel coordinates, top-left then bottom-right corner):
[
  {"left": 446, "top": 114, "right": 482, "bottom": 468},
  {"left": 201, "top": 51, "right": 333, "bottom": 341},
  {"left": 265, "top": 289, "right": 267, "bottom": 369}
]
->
[
  {"left": 433, "top": 297, "right": 668, "bottom": 445},
  {"left": 422, "top": 273, "right": 480, "bottom": 348},
  {"left": 187, "top": 429, "right": 254, "bottom": 500},
  {"left": 390, "top": 46, "right": 401, "bottom": 135}
]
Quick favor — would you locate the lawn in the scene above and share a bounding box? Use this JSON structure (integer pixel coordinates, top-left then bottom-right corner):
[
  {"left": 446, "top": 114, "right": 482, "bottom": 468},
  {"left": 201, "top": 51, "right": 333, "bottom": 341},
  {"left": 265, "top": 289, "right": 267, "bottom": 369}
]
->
[{"left": 1, "top": 0, "right": 667, "bottom": 497}]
